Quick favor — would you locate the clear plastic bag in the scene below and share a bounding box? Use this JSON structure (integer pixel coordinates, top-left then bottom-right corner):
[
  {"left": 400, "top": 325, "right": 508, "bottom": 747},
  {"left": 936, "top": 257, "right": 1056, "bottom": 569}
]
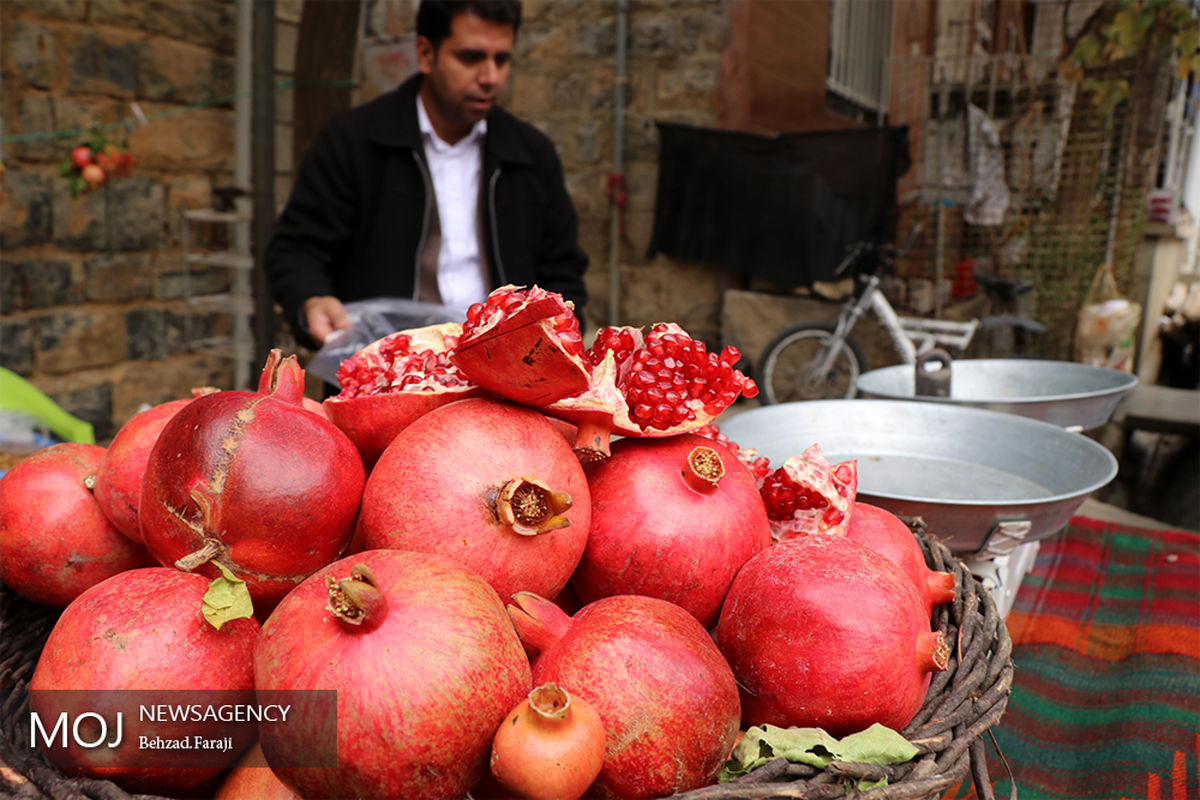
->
[
  {"left": 306, "top": 298, "right": 464, "bottom": 387},
  {"left": 1074, "top": 264, "right": 1141, "bottom": 372}
]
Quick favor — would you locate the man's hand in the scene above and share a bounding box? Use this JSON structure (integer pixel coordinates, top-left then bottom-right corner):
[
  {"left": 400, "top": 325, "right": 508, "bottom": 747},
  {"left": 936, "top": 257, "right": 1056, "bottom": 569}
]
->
[{"left": 302, "top": 296, "right": 351, "bottom": 346}]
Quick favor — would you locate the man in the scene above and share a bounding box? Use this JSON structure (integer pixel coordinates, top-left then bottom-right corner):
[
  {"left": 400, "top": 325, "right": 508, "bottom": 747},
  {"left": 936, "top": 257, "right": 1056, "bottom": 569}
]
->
[{"left": 264, "top": 0, "right": 589, "bottom": 350}]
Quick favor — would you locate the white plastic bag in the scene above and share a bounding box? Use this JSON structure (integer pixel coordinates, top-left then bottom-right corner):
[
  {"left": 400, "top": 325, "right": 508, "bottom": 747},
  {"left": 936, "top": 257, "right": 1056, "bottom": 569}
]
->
[{"left": 306, "top": 297, "right": 463, "bottom": 387}]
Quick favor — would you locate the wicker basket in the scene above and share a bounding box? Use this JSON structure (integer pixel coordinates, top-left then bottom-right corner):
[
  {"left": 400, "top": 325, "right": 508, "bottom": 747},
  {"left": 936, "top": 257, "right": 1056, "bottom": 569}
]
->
[{"left": 0, "top": 527, "right": 1012, "bottom": 800}]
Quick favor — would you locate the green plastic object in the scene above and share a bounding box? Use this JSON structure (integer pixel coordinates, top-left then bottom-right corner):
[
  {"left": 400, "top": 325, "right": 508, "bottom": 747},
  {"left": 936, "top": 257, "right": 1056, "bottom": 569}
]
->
[{"left": 0, "top": 367, "right": 95, "bottom": 445}]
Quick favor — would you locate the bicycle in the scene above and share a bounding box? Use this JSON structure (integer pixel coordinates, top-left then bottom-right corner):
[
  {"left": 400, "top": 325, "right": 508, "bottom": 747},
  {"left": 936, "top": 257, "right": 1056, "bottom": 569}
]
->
[{"left": 756, "top": 228, "right": 1046, "bottom": 404}]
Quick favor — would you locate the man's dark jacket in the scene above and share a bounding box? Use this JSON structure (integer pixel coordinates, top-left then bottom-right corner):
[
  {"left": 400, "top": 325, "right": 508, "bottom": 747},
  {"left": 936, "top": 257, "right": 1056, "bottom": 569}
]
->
[{"left": 264, "top": 73, "right": 589, "bottom": 348}]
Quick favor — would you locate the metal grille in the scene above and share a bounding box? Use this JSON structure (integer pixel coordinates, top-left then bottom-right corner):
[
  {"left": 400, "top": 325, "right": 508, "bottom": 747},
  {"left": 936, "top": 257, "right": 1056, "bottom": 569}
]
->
[
  {"left": 827, "top": 0, "right": 894, "bottom": 116},
  {"left": 886, "top": 49, "right": 1164, "bottom": 362}
]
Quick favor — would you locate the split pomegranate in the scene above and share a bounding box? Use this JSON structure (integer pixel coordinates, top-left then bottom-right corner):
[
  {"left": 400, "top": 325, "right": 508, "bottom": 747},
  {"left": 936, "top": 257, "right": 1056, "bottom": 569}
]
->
[
  {"left": 508, "top": 592, "right": 741, "bottom": 799},
  {"left": 92, "top": 396, "right": 194, "bottom": 543},
  {"left": 449, "top": 285, "right": 758, "bottom": 463},
  {"left": 716, "top": 535, "right": 949, "bottom": 737},
  {"left": 490, "top": 683, "right": 606, "bottom": 800},
  {"left": 844, "top": 502, "right": 956, "bottom": 617},
  {"left": 140, "top": 349, "right": 365, "bottom": 612},
  {"left": 29, "top": 567, "right": 260, "bottom": 795},
  {"left": 572, "top": 433, "right": 771, "bottom": 627},
  {"left": 0, "top": 443, "right": 149, "bottom": 606},
  {"left": 254, "top": 549, "right": 532, "bottom": 800},
  {"left": 360, "top": 396, "right": 590, "bottom": 603},
  {"left": 452, "top": 285, "right": 590, "bottom": 405},
  {"left": 758, "top": 443, "right": 858, "bottom": 540},
  {"left": 323, "top": 322, "right": 480, "bottom": 470}
]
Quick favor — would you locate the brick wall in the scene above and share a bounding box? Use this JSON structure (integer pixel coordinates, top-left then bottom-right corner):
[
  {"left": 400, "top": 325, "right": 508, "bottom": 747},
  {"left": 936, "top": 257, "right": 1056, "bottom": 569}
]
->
[{"left": 1, "top": 0, "right": 241, "bottom": 441}]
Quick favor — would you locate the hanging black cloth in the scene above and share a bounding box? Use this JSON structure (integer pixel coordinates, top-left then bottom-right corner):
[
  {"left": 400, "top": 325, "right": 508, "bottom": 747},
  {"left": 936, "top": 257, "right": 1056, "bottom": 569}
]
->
[{"left": 647, "top": 122, "right": 912, "bottom": 288}]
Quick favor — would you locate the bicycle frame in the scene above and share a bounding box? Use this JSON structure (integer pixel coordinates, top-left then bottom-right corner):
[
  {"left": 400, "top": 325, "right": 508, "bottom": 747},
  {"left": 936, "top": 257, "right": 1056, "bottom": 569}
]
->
[{"left": 813, "top": 273, "right": 980, "bottom": 371}]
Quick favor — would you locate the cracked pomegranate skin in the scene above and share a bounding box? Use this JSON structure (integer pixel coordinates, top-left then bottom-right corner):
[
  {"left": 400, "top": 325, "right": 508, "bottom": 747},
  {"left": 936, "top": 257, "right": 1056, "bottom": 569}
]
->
[
  {"left": 360, "top": 397, "right": 591, "bottom": 604},
  {"left": 139, "top": 381, "right": 365, "bottom": 612}
]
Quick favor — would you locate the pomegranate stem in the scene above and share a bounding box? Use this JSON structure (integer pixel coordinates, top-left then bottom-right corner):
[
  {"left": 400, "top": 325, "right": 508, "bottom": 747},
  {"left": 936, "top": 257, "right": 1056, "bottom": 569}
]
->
[
  {"left": 571, "top": 420, "right": 612, "bottom": 467},
  {"left": 174, "top": 538, "right": 225, "bottom": 572}
]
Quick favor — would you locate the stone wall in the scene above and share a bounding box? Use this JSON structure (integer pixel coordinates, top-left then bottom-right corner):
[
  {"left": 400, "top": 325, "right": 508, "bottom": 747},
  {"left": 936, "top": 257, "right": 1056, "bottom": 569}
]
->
[{"left": 1, "top": 0, "right": 241, "bottom": 441}]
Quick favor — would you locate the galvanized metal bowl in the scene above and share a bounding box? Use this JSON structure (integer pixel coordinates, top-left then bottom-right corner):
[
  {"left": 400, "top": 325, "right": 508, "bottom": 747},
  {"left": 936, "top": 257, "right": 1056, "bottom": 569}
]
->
[
  {"left": 855, "top": 357, "right": 1138, "bottom": 430},
  {"left": 718, "top": 399, "right": 1119, "bottom": 554}
]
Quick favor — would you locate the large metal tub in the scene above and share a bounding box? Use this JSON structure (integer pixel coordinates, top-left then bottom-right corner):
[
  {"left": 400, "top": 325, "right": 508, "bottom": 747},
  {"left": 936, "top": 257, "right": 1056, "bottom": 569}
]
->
[
  {"left": 718, "top": 399, "right": 1119, "bottom": 555},
  {"left": 855, "top": 357, "right": 1138, "bottom": 430}
]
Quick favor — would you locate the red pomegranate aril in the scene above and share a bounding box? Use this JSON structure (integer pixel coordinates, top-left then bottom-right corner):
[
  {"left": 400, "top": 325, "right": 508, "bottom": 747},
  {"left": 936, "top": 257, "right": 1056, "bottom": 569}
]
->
[
  {"left": 325, "top": 323, "right": 480, "bottom": 470},
  {"left": 757, "top": 444, "right": 857, "bottom": 540}
]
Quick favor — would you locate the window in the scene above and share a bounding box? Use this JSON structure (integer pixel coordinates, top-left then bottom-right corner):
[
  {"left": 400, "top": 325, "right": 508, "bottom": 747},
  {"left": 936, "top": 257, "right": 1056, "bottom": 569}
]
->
[{"left": 826, "top": 0, "right": 894, "bottom": 123}]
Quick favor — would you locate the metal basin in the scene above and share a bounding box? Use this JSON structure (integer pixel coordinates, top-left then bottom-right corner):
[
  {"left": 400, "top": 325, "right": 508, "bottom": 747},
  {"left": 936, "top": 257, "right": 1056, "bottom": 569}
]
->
[
  {"left": 717, "top": 399, "right": 1119, "bottom": 555},
  {"left": 855, "top": 357, "right": 1138, "bottom": 430}
]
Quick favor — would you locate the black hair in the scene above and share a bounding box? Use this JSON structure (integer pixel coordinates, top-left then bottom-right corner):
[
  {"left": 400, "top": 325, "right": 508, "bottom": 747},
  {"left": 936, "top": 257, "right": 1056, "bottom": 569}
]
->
[{"left": 416, "top": 0, "right": 523, "bottom": 48}]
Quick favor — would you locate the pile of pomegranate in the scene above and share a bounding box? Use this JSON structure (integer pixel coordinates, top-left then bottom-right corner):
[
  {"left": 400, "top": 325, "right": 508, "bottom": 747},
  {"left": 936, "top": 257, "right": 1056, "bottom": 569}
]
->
[{"left": 0, "top": 284, "right": 959, "bottom": 800}]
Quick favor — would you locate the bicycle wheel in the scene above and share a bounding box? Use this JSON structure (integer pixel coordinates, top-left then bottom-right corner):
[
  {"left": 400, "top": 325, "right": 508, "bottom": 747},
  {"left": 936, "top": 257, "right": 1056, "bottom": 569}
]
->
[{"left": 757, "top": 323, "right": 866, "bottom": 403}]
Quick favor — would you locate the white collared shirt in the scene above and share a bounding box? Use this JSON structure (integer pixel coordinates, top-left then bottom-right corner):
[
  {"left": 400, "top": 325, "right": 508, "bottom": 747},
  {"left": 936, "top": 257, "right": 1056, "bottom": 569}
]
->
[{"left": 417, "top": 96, "right": 489, "bottom": 314}]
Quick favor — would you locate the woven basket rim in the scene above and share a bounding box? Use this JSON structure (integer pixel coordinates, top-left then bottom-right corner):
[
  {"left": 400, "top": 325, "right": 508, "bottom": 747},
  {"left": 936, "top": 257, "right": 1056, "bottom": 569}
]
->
[{"left": 0, "top": 524, "right": 1013, "bottom": 800}]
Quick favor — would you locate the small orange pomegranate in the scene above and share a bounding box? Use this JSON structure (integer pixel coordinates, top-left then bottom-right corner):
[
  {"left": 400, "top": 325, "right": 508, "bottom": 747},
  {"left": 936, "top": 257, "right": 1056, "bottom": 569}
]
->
[{"left": 490, "top": 682, "right": 605, "bottom": 800}]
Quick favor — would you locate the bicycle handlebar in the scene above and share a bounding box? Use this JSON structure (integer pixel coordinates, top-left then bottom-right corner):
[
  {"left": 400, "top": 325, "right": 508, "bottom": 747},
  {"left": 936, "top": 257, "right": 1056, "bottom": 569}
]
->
[{"left": 833, "top": 223, "right": 923, "bottom": 278}]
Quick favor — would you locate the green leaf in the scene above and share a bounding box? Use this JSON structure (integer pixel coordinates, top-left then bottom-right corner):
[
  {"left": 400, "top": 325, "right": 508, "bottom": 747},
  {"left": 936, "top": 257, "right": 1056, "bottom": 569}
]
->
[
  {"left": 718, "top": 723, "right": 919, "bottom": 783},
  {"left": 836, "top": 723, "right": 922, "bottom": 765},
  {"left": 202, "top": 562, "right": 255, "bottom": 630}
]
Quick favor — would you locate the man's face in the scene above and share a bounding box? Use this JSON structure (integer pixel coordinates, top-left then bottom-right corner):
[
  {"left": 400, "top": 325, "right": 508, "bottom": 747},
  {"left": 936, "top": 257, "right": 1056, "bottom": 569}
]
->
[{"left": 417, "top": 10, "right": 515, "bottom": 143}]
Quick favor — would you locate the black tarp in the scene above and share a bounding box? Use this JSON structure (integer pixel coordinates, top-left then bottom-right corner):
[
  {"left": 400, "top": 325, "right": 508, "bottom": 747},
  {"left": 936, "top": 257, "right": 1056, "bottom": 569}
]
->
[{"left": 647, "top": 122, "right": 912, "bottom": 288}]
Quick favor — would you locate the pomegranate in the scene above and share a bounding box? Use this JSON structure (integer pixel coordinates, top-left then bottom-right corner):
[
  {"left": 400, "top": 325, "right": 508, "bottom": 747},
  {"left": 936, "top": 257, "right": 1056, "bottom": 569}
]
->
[
  {"left": 360, "top": 396, "right": 590, "bottom": 603},
  {"left": 449, "top": 285, "right": 759, "bottom": 463},
  {"left": 844, "top": 502, "right": 956, "bottom": 616},
  {"left": 213, "top": 742, "right": 301, "bottom": 800},
  {"left": 324, "top": 322, "right": 480, "bottom": 470},
  {"left": 140, "top": 349, "right": 365, "bottom": 612},
  {"left": 0, "top": 443, "right": 149, "bottom": 606},
  {"left": 254, "top": 549, "right": 532, "bottom": 800},
  {"left": 758, "top": 443, "right": 857, "bottom": 540},
  {"left": 572, "top": 433, "right": 771, "bottom": 627},
  {"left": 716, "top": 535, "right": 949, "bottom": 737},
  {"left": 92, "top": 397, "right": 194, "bottom": 543},
  {"left": 28, "top": 567, "right": 260, "bottom": 795},
  {"left": 490, "top": 683, "right": 606, "bottom": 800},
  {"left": 508, "top": 592, "right": 741, "bottom": 799}
]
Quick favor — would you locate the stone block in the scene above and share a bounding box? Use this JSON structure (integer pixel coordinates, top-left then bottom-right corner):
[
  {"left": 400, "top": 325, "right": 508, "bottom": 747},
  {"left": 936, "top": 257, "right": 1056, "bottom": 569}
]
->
[
  {"left": 129, "top": 106, "right": 235, "bottom": 172},
  {"left": 630, "top": 14, "right": 679, "bottom": 56},
  {"left": 156, "top": 263, "right": 232, "bottom": 301},
  {"left": 90, "top": 0, "right": 234, "bottom": 53},
  {"left": 86, "top": 253, "right": 155, "bottom": 302},
  {"left": 4, "top": 0, "right": 85, "bottom": 18},
  {"left": 10, "top": 20, "right": 58, "bottom": 89},
  {"left": 0, "top": 319, "right": 35, "bottom": 376},
  {"left": 33, "top": 309, "right": 128, "bottom": 375},
  {"left": 574, "top": 18, "right": 616, "bottom": 58},
  {"left": 52, "top": 379, "right": 115, "bottom": 442},
  {"left": 681, "top": 6, "right": 730, "bottom": 53},
  {"left": 624, "top": 114, "right": 661, "bottom": 162},
  {"left": 0, "top": 171, "right": 54, "bottom": 249},
  {"left": 107, "top": 176, "right": 168, "bottom": 251},
  {"left": 51, "top": 179, "right": 108, "bottom": 251},
  {"left": 1, "top": 257, "right": 84, "bottom": 312},
  {"left": 64, "top": 27, "right": 140, "bottom": 97},
  {"left": 109, "top": 354, "right": 234, "bottom": 426},
  {"left": 518, "top": 25, "right": 569, "bottom": 61},
  {"left": 138, "top": 38, "right": 233, "bottom": 105},
  {"left": 656, "top": 60, "right": 720, "bottom": 109},
  {"left": 11, "top": 95, "right": 62, "bottom": 163},
  {"left": 125, "top": 307, "right": 169, "bottom": 360}
]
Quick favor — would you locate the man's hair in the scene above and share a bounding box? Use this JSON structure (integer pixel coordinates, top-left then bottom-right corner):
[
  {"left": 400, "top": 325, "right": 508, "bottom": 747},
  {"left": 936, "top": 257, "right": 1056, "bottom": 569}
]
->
[{"left": 416, "top": 0, "right": 523, "bottom": 48}]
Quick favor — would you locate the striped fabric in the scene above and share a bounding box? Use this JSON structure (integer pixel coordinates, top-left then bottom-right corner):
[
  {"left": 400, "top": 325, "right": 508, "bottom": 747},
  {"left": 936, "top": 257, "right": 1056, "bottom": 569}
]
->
[{"left": 948, "top": 515, "right": 1200, "bottom": 800}]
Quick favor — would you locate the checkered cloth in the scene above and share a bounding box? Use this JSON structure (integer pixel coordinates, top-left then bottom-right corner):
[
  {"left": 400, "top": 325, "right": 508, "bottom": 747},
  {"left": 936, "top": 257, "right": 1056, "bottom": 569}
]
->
[{"left": 948, "top": 515, "right": 1200, "bottom": 800}]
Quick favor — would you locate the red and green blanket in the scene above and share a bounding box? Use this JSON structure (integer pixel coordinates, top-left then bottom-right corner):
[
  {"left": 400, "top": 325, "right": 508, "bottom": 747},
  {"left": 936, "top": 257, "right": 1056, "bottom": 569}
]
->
[{"left": 949, "top": 515, "right": 1200, "bottom": 800}]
